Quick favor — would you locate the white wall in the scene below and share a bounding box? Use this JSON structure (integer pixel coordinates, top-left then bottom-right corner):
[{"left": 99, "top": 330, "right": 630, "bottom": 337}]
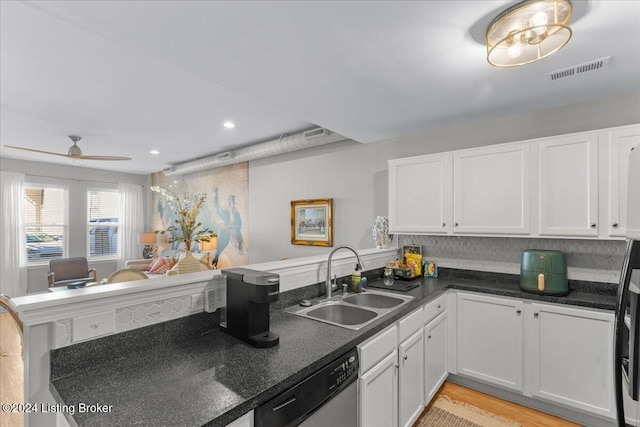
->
[
  {"left": 249, "top": 92, "right": 640, "bottom": 263},
  {"left": 0, "top": 157, "right": 150, "bottom": 293},
  {"left": 5, "top": 92, "right": 637, "bottom": 282}
]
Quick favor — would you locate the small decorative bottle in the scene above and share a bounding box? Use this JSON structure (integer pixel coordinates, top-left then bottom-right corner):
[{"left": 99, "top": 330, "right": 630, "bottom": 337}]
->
[
  {"left": 372, "top": 216, "right": 393, "bottom": 249},
  {"left": 351, "top": 265, "right": 362, "bottom": 293},
  {"left": 383, "top": 266, "right": 394, "bottom": 286}
]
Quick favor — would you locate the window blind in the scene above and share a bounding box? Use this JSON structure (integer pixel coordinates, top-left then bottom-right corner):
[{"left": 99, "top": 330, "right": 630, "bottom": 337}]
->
[
  {"left": 88, "top": 190, "right": 119, "bottom": 257},
  {"left": 24, "top": 186, "right": 66, "bottom": 262}
]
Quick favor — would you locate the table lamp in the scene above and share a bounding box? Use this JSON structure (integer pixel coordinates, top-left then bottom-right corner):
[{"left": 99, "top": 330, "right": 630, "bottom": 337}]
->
[
  {"left": 138, "top": 232, "right": 157, "bottom": 259},
  {"left": 200, "top": 237, "right": 218, "bottom": 268}
]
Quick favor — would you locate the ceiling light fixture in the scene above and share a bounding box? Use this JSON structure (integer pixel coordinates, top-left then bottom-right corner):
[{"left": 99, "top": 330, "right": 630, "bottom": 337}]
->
[
  {"left": 150, "top": 150, "right": 160, "bottom": 155},
  {"left": 486, "top": 0, "right": 573, "bottom": 67},
  {"left": 223, "top": 121, "right": 235, "bottom": 129}
]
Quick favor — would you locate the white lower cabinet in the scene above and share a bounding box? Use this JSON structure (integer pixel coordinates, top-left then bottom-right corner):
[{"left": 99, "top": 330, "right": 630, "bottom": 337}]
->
[
  {"left": 399, "top": 330, "right": 424, "bottom": 427},
  {"left": 455, "top": 291, "right": 618, "bottom": 423},
  {"left": 358, "top": 308, "right": 427, "bottom": 427},
  {"left": 456, "top": 292, "right": 524, "bottom": 392},
  {"left": 358, "top": 290, "right": 617, "bottom": 425},
  {"left": 359, "top": 350, "right": 399, "bottom": 427},
  {"left": 424, "top": 311, "right": 448, "bottom": 404},
  {"left": 528, "top": 302, "right": 615, "bottom": 419}
]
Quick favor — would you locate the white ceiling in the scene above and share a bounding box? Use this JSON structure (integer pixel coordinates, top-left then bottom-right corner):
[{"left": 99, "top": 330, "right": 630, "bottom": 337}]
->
[{"left": 1, "top": 0, "right": 639, "bottom": 175}]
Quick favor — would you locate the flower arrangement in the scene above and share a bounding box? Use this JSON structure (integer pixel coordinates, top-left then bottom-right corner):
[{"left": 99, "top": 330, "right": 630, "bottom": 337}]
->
[{"left": 151, "top": 186, "right": 216, "bottom": 252}]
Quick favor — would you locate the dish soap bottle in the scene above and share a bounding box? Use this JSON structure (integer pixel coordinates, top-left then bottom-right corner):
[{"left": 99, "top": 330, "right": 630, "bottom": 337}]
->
[{"left": 351, "top": 265, "right": 362, "bottom": 293}]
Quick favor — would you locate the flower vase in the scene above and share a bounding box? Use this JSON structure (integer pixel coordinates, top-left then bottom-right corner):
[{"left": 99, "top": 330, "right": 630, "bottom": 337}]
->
[
  {"left": 177, "top": 251, "right": 201, "bottom": 274},
  {"left": 372, "top": 215, "right": 393, "bottom": 249}
]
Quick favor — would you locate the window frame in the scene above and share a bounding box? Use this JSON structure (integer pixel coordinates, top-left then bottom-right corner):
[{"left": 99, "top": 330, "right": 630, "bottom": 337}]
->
[{"left": 23, "top": 183, "right": 68, "bottom": 266}]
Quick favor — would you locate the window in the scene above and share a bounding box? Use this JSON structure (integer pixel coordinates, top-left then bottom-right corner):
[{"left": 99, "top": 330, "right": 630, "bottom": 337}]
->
[
  {"left": 24, "top": 186, "right": 66, "bottom": 263},
  {"left": 88, "top": 190, "right": 119, "bottom": 258}
]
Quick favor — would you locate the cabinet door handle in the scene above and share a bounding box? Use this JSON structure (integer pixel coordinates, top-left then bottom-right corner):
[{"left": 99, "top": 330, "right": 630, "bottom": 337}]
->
[
  {"left": 613, "top": 223, "right": 619, "bottom": 228},
  {"left": 534, "top": 312, "right": 539, "bottom": 318},
  {"left": 454, "top": 222, "right": 459, "bottom": 227},
  {"left": 427, "top": 334, "right": 432, "bottom": 339},
  {"left": 403, "top": 355, "right": 408, "bottom": 361},
  {"left": 442, "top": 222, "right": 446, "bottom": 227},
  {"left": 437, "top": 304, "right": 441, "bottom": 310},
  {"left": 516, "top": 309, "right": 521, "bottom": 315},
  {"left": 590, "top": 223, "right": 597, "bottom": 228}
]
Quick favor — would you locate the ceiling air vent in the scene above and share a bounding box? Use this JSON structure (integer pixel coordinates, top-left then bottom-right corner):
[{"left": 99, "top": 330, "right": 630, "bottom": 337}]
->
[
  {"left": 304, "top": 128, "right": 330, "bottom": 140},
  {"left": 545, "top": 56, "right": 611, "bottom": 83}
]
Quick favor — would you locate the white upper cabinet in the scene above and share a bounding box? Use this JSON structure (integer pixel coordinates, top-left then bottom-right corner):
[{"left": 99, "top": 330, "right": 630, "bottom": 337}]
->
[
  {"left": 607, "top": 124, "right": 640, "bottom": 237},
  {"left": 538, "top": 133, "right": 599, "bottom": 237},
  {"left": 453, "top": 143, "right": 530, "bottom": 235},
  {"left": 387, "top": 124, "right": 639, "bottom": 239},
  {"left": 388, "top": 154, "right": 452, "bottom": 234}
]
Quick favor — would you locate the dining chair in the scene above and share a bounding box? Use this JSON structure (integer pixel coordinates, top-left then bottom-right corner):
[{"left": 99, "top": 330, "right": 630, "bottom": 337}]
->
[
  {"left": 47, "top": 257, "right": 97, "bottom": 288},
  {"left": 106, "top": 269, "right": 148, "bottom": 284}
]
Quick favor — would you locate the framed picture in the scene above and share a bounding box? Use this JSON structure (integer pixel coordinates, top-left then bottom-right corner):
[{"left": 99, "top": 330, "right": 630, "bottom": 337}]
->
[{"left": 291, "top": 198, "right": 333, "bottom": 246}]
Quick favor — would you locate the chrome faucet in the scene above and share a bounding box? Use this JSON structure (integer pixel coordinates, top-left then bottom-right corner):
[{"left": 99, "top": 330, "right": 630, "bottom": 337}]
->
[{"left": 325, "top": 245, "right": 365, "bottom": 299}]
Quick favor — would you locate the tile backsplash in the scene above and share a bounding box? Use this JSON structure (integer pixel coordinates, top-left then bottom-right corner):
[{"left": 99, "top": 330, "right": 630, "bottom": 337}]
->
[{"left": 398, "top": 235, "right": 626, "bottom": 284}]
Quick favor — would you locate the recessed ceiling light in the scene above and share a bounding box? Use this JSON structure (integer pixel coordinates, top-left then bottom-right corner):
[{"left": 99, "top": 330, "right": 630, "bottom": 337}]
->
[
  {"left": 150, "top": 150, "right": 160, "bottom": 155},
  {"left": 223, "top": 121, "right": 235, "bottom": 129}
]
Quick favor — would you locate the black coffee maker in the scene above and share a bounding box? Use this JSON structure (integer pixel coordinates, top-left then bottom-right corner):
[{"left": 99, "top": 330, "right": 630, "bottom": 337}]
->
[{"left": 221, "top": 267, "right": 280, "bottom": 348}]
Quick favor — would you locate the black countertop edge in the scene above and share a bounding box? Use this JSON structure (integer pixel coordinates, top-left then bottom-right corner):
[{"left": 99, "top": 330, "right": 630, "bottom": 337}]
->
[
  {"left": 437, "top": 267, "right": 618, "bottom": 297},
  {"left": 433, "top": 273, "right": 617, "bottom": 311},
  {"left": 50, "top": 272, "right": 617, "bottom": 427}
]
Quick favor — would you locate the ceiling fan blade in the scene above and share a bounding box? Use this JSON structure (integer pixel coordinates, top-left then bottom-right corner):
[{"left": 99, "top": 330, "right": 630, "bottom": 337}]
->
[
  {"left": 78, "top": 155, "right": 132, "bottom": 161},
  {"left": 4, "top": 145, "right": 131, "bottom": 161},
  {"left": 3, "top": 145, "right": 73, "bottom": 158}
]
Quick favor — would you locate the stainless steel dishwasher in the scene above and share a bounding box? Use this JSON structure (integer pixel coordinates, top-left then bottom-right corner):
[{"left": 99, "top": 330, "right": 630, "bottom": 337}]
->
[{"left": 254, "top": 348, "right": 359, "bottom": 427}]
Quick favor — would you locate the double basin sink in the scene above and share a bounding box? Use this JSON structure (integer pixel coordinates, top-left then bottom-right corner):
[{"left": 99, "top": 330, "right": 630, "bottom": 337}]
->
[{"left": 287, "top": 289, "right": 413, "bottom": 330}]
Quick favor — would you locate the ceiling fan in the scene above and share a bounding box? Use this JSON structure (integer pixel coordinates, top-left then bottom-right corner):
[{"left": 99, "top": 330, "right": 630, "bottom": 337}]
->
[{"left": 4, "top": 135, "right": 131, "bottom": 161}]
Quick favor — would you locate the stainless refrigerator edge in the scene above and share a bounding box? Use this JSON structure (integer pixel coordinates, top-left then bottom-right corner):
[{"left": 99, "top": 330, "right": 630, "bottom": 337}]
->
[{"left": 615, "top": 142, "right": 640, "bottom": 426}]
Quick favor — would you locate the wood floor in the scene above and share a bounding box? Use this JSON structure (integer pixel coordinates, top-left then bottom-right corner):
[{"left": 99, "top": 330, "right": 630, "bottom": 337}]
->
[
  {"left": 0, "top": 311, "right": 23, "bottom": 427},
  {"left": 415, "top": 381, "right": 581, "bottom": 427}
]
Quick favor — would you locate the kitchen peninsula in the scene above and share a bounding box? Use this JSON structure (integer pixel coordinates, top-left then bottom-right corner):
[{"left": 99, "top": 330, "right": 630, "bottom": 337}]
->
[
  {"left": 10, "top": 248, "right": 398, "bottom": 426},
  {"left": 9, "top": 247, "right": 619, "bottom": 427}
]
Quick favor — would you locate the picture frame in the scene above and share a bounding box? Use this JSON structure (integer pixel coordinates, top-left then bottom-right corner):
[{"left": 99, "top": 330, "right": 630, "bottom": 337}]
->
[{"left": 291, "top": 198, "right": 333, "bottom": 246}]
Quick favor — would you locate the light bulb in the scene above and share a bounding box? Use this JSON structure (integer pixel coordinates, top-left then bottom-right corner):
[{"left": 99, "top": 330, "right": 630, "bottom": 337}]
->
[
  {"left": 530, "top": 11, "right": 548, "bottom": 35},
  {"left": 507, "top": 41, "right": 524, "bottom": 58},
  {"left": 505, "top": 31, "right": 525, "bottom": 58}
]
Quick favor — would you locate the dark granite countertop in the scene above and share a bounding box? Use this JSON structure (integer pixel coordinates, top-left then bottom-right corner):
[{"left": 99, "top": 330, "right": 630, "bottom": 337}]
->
[
  {"left": 51, "top": 272, "right": 617, "bottom": 427},
  {"left": 437, "top": 270, "right": 617, "bottom": 311}
]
